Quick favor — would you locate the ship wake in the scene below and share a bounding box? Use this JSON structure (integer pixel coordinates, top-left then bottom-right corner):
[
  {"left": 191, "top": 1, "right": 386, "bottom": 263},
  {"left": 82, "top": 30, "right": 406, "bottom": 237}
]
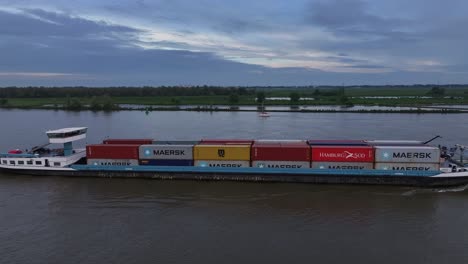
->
[{"left": 402, "top": 184, "right": 468, "bottom": 196}]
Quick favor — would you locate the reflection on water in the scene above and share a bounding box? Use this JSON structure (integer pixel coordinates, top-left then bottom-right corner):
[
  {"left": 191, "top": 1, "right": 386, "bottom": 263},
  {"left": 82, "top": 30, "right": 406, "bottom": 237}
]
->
[
  {"left": 120, "top": 104, "right": 468, "bottom": 111},
  {"left": 0, "top": 174, "right": 467, "bottom": 264}
]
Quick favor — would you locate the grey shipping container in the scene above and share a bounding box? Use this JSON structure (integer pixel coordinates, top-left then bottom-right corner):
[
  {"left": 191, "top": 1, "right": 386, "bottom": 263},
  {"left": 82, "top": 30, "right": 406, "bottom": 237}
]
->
[
  {"left": 374, "top": 146, "right": 440, "bottom": 163},
  {"left": 194, "top": 160, "right": 250, "bottom": 168},
  {"left": 252, "top": 161, "right": 310, "bottom": 169},
  {"left": 375, "top": 162, "right": 440, "bottom": 171},
  {"left": 311, "top": 162, "right": 373, "bottom": 170},
  {"left": 87, "top": 159, "right": 139, "bottom": 166},
  {"left": 139, "top": 145, "right": 193, "bottom": 160}
]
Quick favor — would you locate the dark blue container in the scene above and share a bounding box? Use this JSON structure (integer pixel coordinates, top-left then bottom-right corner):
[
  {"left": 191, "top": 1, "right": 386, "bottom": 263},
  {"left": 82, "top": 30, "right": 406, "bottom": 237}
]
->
[{"left": 139, "top": 159, "right": 194, "bottom": 166}]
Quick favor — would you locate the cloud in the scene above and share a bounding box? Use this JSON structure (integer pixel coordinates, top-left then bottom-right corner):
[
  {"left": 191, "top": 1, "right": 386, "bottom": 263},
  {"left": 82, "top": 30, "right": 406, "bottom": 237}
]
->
[
  {"left": 101, "top": 0, "right": 278, "bottom": 34},
  {"left": 0, "top": 72, "right": 81, "bottom": 77},
  {"left": 342, "top": 64, "right": 388, "bottom": 69},
  {"left": 0, "top": 8, "right": 286, "bottom": 85},
  {"left": 0, "top": 8, "right": 140, "bottom": 37},
  {"left": 1, "top": 2, "right": 468, "bottom": 85},
  {"left": 304, "top": 0, "right": 415, "bottom": 47},
  {"left": 306, "top": 0, "right": 410, "bottom": 38}
]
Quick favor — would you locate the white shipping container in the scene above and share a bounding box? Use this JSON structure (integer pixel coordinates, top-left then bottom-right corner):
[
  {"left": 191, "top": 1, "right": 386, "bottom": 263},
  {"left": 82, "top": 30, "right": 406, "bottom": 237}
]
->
[
  {"left": 194, "top": 160, "right": 250, "bottom": 168},
  {"left": 375, "top": 163, "right": 440, "bottom": 171},
  {"left": 87, "top": 159, "right": 139, "bottom": 166},
  {"left": 252, "top": 161, "right": 310, "bottom": 169},
  {"left": 139, "top": 145, "right": 193, "bottom": 160},
  {"left": 374, "top": 146, "right": 440, "bottom": 163},
  {"left": 311, "top": 162, "right": 373, "bottom": 170}
]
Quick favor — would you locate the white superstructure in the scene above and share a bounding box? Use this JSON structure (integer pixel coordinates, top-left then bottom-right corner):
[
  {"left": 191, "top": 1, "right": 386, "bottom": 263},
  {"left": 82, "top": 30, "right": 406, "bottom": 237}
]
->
[
  {"left": 0, "top": 127, "right": 87, "bottom": 169},
  {"left": 46, "top": 127, "right": 87, "bottom": 144}
]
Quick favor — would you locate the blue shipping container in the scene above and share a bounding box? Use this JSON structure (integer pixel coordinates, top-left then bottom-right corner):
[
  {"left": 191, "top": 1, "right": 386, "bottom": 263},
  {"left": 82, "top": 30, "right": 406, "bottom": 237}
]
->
[{"left": 139, "top": 159, "right": 194, "bottom": 166}]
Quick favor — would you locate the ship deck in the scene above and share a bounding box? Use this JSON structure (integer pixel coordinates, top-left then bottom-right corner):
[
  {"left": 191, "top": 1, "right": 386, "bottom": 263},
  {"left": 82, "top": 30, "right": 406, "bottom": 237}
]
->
[{"left": 71, "top": 165, "right": 441, "bottom": 177}]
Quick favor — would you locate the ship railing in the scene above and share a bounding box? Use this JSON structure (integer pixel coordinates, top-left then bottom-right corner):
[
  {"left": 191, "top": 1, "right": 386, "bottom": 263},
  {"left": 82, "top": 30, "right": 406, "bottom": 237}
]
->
[{"left": 0, "top": 153, "right": 38, "bottom": 158}]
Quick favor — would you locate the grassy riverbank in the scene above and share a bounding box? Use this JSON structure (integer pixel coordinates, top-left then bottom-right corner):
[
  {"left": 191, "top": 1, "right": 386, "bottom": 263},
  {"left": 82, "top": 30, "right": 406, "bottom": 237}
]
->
[
  {"left": 0, "top": 85, "right": 468, "bottom": 111},
  {"left": 2, "top": 94, "right": 468, "bottom": 108}
]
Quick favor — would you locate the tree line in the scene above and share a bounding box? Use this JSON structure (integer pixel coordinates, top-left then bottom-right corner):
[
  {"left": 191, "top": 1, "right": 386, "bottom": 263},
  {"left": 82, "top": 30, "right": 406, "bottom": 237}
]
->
[{"left": 0, "top": 86, "right": 255, "bottom": 98}]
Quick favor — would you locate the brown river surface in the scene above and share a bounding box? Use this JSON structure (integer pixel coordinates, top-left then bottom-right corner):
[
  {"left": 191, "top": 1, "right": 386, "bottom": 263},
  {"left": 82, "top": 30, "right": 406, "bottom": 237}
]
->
[{"left": 1, "top": 109, "right": 468, "bottom": 264}]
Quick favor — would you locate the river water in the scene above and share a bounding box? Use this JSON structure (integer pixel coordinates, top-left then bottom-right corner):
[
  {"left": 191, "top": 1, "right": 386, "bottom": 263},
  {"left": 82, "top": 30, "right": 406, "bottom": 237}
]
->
[{"left": 1, "top": 109, "right": 468, "bottom": 263}]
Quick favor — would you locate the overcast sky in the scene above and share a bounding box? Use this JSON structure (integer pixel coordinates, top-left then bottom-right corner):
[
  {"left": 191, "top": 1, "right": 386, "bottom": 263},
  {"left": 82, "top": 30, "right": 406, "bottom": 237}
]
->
[{"left": 1, "top": 0, "right": 467, "bottom": 86}]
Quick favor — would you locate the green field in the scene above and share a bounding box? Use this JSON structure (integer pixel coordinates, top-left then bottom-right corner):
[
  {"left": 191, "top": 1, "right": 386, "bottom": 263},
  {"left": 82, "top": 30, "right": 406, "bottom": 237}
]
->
[
  {"left": 7, "top": 96, "right": 466, "bottom": 107},
  {"left": 1, "top": 86, "right": 468, "bottom": 110}
]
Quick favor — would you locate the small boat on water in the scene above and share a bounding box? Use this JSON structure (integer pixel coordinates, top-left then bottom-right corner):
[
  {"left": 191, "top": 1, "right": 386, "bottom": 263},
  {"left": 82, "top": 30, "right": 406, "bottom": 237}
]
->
[
  {"left": 258, "top": 102, "right": 270, "bottom": 117},
  {"left": 1, "top": 127, "right": 468, "bottom": 187}
]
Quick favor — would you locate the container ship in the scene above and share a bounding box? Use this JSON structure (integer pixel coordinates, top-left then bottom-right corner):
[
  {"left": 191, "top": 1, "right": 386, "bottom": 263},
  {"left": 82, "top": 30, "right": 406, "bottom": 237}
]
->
[{"left": 1, "top": 127, "right": 468, "bottom": 187}]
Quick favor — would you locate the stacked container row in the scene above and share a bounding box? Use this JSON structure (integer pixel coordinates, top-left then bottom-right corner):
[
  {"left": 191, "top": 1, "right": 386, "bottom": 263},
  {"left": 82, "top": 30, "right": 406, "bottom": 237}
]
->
[
  {"left": 86, "top": 144, "right": 140, "bottom": 166},
  {"left": 373, "top": 146, "right": 440, "bottom": 171},
  {"left": 194, "top": 140, "right": 253, "bottom": 167},
  {"left": 251, "top": 140, "right": 310, "bottom": 169},
  {"left": 139, "top": 143, "right": 195, "bottom": 166},
  {"left": 86, "top": 138, "right": 442, "bottom": 172},
  {"left": 308, "top": 140, "right": 374, "bottom": 170}
]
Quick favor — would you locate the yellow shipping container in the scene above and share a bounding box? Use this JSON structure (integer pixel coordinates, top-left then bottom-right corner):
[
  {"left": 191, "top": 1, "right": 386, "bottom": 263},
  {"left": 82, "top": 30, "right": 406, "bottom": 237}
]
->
[{"left": 194, "top": 144, "right": 251, "bottom": 161}]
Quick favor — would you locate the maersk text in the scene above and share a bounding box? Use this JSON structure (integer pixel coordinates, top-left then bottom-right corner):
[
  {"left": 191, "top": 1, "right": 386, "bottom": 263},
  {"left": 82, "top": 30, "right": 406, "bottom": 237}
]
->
[{"left": 153, "top": 150, "right": 185, "bottom": 156}]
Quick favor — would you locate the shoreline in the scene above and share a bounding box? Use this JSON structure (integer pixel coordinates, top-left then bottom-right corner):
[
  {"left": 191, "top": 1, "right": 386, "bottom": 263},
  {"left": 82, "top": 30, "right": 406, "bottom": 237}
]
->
[{"left": 0, "top": 105, "right": 466, "bottom": 114}]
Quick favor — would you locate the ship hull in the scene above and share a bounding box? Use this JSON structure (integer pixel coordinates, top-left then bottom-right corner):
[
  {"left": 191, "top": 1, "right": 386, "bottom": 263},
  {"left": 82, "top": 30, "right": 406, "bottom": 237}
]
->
[{"left": 1, "top": 166, "right": 468, "bottom": 187}]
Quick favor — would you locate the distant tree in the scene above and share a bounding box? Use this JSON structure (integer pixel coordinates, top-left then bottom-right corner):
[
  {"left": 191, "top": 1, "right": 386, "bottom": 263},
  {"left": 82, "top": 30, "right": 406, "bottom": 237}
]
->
[
  {"left": 0, "top": 98, "right": 7, "bottom": 105},
  {"left": 66, "top": 98, "right": 83, "bottom": 110},
  {"left": 101, "top": 95, "right": 115, "bottom": 110},
  {"left": 90, "top": 96, "right": 102, "bottom": 110},
  {"left": 339, "top": 95, "right": 354, "bottom": 107},
  {"left": 171, "top": 98, "right": 181, "bottom": 105},
  {"left": 0, "top": 86, "right": 247, "bottom": 98},
  {"left": 238, "top": 87, "right": 248, "bottom": 95},
  {"left": 313, "top": 89, "right": 321, "bottom": 96},
  {"left": 289, "top": 92, "right": 300, "bottom": 104},
  {"left": 338, "top": 87, "right": 345, "bottom": 96},
  {"left": 229, "top": 92, "right": 239, "bottom": 105},
  {"left": 256, "top": 91, "right": 266, "bottom": 104},
  {"left": 89, "top": 95, "right": 116, "bottom": 110},
  {"left": 427, "top": 87, "right": 445, "bottom": 96}
]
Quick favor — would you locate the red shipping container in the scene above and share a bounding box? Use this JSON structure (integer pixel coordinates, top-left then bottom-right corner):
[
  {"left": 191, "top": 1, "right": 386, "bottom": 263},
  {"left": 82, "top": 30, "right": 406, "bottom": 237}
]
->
[
  {"left": 251, "top": 143, "right": 311, "bottom": 161},
  {"left": 200, "top": 139, "right": 254, "bottom": 145},
  {"left": 311, "top": 146, "right": 374, "bottom": 162},
  {"left": 307, "top": 140, "right": 367, "bottom": 146},
  {"left": 86, "top": 144, "right": 139, "bottom": 159},
  {"left": 103, "top": 139, "right": 153, "bottom": 145},
  {"left": 254, "top": 140, "right": 307, "bottom": 145}
]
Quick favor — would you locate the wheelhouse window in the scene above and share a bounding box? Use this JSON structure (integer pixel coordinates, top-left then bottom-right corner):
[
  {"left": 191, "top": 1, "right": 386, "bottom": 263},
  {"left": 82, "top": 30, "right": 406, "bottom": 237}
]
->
[
  {"left": 47, "top": 128, "right": 87, "bottom": 139},
  {"left": 2, "top": 160, "right": 7, "bottom": 164},
  {"left": 27, "top": 160, "right": 33, "bottom": 165},
  {"left": 53, "top": 162, "right": 60, "bottom": 166},
  {"left": 9, "top": 160, "right": 15, "bottom": 165},
  {"left": 18, "top": 161, "right": 24, "bottom": 165},
  {"left": 35, "top": 161, "right": 42, "bottom": 165}
]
